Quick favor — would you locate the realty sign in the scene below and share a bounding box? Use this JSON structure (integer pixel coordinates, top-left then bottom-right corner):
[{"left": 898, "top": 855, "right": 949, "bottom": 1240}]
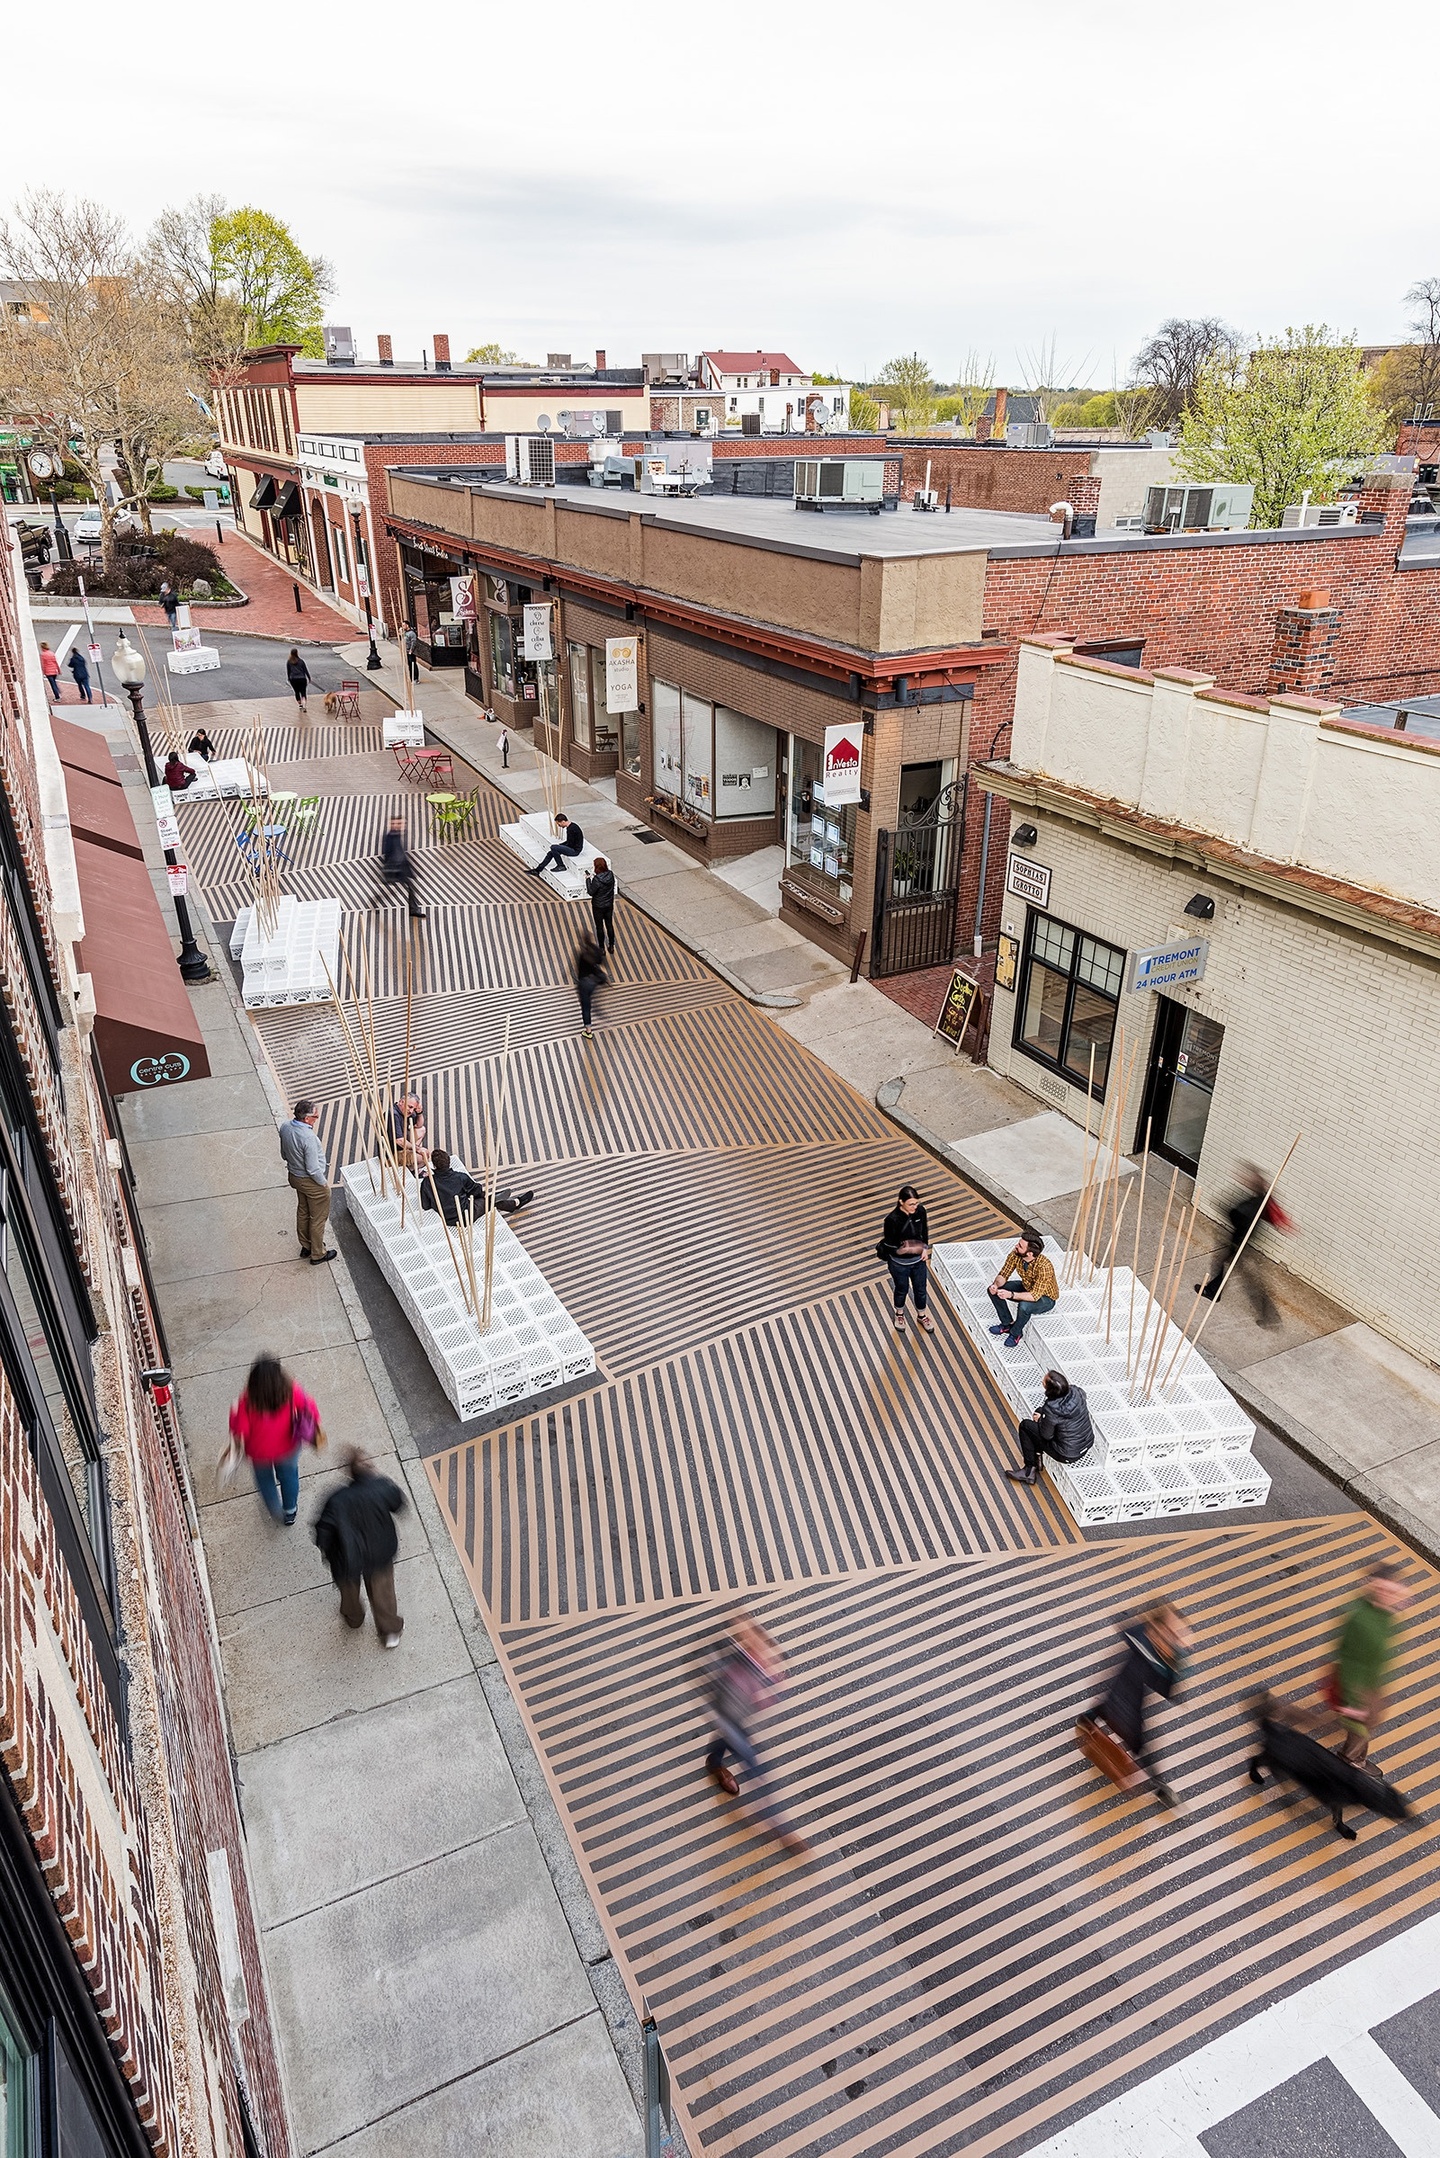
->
[{"left": 822, "top": 723, "right": 863, "bottom": 806}]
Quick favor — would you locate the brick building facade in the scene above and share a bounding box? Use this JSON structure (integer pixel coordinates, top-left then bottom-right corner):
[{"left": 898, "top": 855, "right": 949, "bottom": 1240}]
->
[{"left": 0, "top": 526, "right": 289, "bottom": 2157}]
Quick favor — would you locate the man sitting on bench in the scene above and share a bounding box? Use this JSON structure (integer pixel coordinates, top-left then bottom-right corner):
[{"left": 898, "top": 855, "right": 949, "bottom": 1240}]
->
[
  {"left": 420, "top": 1148, "right": 533, "bottom": 1224},
  {"left": 987, "top": 1229, "right": 1059, "bottom": 1348},
  {"left": 529, "top": 812, "right": 584, "bottom": 876}
]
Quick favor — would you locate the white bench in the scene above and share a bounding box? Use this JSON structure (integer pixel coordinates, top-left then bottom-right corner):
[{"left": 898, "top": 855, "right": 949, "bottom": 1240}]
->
[
  {"left": 166, "top": 644, "right": 221, "bottom": 675},
  {"left": 175, "top": 756, "right": 265, "bottom": 802},
  {"left": 496, "top": 809, "right": 600, "bottom": 901}
]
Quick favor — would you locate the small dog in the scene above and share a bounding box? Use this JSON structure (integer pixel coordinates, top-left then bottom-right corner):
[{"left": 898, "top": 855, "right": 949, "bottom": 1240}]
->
[{"left": 322, "top": 689, "right": 343, "bottom": 717}]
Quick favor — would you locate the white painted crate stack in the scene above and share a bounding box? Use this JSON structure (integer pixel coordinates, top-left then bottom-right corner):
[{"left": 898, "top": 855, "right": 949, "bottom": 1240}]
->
[
  {"left": 238, "top": 896, "right": 341, "bottom": 1007},
  {"left": 932, "top": 1236, "right": 1270, "bottom": 1523},
  {"left": 496, "top": 810, "right": 599, "bottom": 901},
  {"left": 341, "top": 1162, "right": 595, "bottom": 1419}
]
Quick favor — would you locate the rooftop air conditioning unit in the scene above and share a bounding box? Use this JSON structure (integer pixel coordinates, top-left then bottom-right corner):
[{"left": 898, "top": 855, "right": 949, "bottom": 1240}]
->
[
  {"left": 794, "top": 459, "right": 886, "bottom": 513},
  {"left": 323, "top": 324, "right": 355, "bottom": 364},
  {"left": 505, "top": 435, "right": 555, "bottom": 486},
  {"left": 1144, "top": 483, "right": 1253, "bottom": 533},
  {"left": 1281, "top": 498, "right": 1359, "bottom": 528}
]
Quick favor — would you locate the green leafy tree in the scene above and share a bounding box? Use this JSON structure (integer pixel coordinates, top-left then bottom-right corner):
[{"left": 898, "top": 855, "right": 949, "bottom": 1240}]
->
[
  {"left": 1178, "top": 326, "right": 1388, "bottom": 528},
  {"left": 847, "top": 385, "right": 881, "bottom": 430},
  {"left": 466, "top": 341, "right": 525, "bottom": 365},
  {"left": 211, "top": 206, "right": 332, "bottom": 355},
  {"left": 876, "top": 351, "right": 935, "bottom": 433},
  {"left": 933, "top": 352, "right": 994, "bottom": 436}
]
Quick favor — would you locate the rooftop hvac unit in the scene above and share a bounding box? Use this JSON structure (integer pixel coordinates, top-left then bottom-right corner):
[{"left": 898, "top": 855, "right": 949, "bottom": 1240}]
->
[
  {"left": 1144, "top": 483, "right": 1253, "bottom": 533},
  {"left": 322, "top": 324, "right": 355, "bottom": 364},
  {"left": 505, "top": 435, "right": 555, "bottom": 486},
  {"left": 1281, "top": 499, "right": 1358, "bottom": 528},
  {"left": 794, "top": 458, "right": 886, "bottom": 513}
]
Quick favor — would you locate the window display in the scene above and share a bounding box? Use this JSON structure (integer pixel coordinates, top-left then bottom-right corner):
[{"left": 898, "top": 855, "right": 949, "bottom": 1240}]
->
[
  {"left": 786, "top": 733, "right": 855, "bottom": 903},
  {"left": 652, "top": 680, "right": 682, "bottom": 793},
  {"left": 567, "top": 641, "right": 592, "bottom": 750},
  {"left": 715, "top": 706, "right": 776, "bottom": 818},
  {"left": 488, "top": 612, "right": 516, "bottom": 699},
  {"left": 682, "top": 692, "right": 712, "bottom": 812},
  {"left": 651, "top": 680, "right": 776, "bottom": 820}
]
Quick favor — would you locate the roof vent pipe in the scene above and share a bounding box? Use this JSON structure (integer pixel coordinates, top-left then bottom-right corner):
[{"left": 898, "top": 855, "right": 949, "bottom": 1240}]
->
[{"left": 1049, "top": 500, "right": 1075, "bottom": 538}]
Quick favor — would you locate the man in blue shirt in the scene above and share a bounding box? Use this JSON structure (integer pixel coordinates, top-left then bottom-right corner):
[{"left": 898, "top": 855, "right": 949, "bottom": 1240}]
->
[{"left": 279, "top": 1099, "right": 336, "bottom": 1264}]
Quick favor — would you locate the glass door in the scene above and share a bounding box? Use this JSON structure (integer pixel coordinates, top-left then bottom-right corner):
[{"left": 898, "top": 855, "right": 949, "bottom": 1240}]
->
[{"left": 1143, "top": 999, "right": 1224, "bottom": 1173}]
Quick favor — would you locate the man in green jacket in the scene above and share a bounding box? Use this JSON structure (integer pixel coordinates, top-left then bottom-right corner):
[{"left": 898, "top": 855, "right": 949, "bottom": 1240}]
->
[{"left": 1333, "top": 1562, "right": 1413, "bottom": 1766}]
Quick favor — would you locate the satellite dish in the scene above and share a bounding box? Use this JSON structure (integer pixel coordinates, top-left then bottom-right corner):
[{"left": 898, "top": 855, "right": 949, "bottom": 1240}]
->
[
  {"left": 592, "top": 413, "right": 606, "bottom": 435},
  {"left": 536, "top": 414, "right": 551, "bottom": 432}
]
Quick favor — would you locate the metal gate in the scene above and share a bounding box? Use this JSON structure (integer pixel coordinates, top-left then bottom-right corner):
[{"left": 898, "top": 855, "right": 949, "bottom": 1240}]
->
[{"left": 870, "top": 781, "right": 965, "bottom": 977}]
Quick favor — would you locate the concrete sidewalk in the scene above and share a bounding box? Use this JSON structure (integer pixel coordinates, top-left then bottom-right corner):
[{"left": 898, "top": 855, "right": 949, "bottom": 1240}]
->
[{"left": 112, "top": 731, "right": 644, "bottom": 2156}]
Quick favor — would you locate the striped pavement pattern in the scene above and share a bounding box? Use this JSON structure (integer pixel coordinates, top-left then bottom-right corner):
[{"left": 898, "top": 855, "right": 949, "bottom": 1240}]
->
[
  {"left": 174, "top": 787, "right": 506, "bottom": 890},
  {"left": 494, "top": 1516, "right": 1440, "bottom": 2158},
  {"left": 332, "top": 900, "right": 709, "bottom": 997},
  {"left": 428, "top": 1279, "right": 1075, "bottom": 1625}
]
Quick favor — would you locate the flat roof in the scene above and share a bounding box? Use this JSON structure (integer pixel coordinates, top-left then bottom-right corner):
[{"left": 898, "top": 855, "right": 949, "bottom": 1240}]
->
[{"left": 394, "top": 472, "right": 1058, "bottom": 562}]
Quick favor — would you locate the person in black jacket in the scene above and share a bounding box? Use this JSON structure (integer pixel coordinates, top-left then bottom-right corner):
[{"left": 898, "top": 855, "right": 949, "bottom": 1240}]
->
[
  {"left": 1005, "top": 1369, "right": 1094, "bottom": 1487},
  {"left": 285, "top": 647, "right": 311, "bottom": 711},
  {"left": 419, "top": 1148, "right": 532, "bottom": 1225},
  {"left": 586, "top": 857, "right": 617, "bottom": 954},
  {"left": 380, "top": 814, "right": 426, "bottom": 918},
  {"left": 879, "top": 1184, "right": 934, "bottom": 1333},
  {"left": 530, "top": 812, "right": 584, "bottom": 876},
  {"left": 576, "top": 939, "right": 607, "bottom": 1037},
  {"left": 313, "top": 1450, "right": 408, "bottom": 1645},
  {"left": 1081, "top": 1603, "right": 1192, "bottom": 1806},
  {"left": 186, "top": 726, "right": 218, "bottom": 761}
]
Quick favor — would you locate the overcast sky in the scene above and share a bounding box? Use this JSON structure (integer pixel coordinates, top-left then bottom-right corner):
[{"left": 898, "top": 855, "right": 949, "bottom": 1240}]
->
[{"left": 5, "top": 0, "right": 1434, "bottom": 382}]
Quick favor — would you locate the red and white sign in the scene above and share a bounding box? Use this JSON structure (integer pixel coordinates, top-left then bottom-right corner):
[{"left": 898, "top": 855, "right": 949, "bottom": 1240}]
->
[
  {"left": 450, "top": 574, "right": 477, "bottom": 622},
  {"left": 822, "top": 723, "right": 863, "bottom": 806},
  {"left": 166, "top": 864, "right": 188, "bottom": 896}
]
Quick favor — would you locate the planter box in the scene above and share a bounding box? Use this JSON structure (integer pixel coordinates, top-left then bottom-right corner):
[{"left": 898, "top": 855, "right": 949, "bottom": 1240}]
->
[{"left": 341, "top": 1163, "right": 595, "bottom": 1419}]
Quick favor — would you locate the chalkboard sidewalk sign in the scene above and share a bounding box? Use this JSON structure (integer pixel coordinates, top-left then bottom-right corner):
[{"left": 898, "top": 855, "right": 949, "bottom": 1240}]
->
[{"left": 934, "top": 969, "right": 980, "bottom": 1052}]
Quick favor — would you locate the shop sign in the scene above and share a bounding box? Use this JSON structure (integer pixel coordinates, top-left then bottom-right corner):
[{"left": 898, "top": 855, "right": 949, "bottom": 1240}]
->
[
  {"left": 522, "top": 602, "right": 553, "bottom": 660},
  {"left": 150, "top": 786, "right": 180, "bottom": 849},
  {"left": 822, "top": 722, "right": 863, "bottom": 807},
  {"left": 1006, "top": 852, "right": 1051, "bottom": 908},
  {"left": 172, "top": 625, "right": 202, "bottom": 653},
  {"left": 450, "top": 574, "right": 477, "bottom": 622},
  {"left": 933, "top": 969, "right": 980, "bottom": 1051},
  {"left": 1127, "top": 937, "right": 1209, "bottom": 993},
  {"left": 166, "top": 864, "right": 188, "bottom": 896},
  {"left": 995, "top": 931, "right": 1019, "bottom": 993},
  {"left": 605, "top": 634, "right": 639, "bottom": 712}
]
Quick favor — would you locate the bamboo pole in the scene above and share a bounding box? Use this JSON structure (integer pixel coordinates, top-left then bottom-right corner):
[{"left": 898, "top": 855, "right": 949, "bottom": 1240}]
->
[
  {"left": 1131, "top": 1165, "right": 1178, "bottom": 1401},
  {"left": 399, "top": 923, "right": 415, "bottom": 1228},
  {"left": 481, "top": 1017, "right": 513, "bottom": 1330},
  {"left": 1127, "top": 1117, "right": 1152, "bottom": 1382},
  {"left": 1143, "top": 1201, "right": 1195, "bottom": 1402},
  {"left": 1161, "top": 1135, "right": 1302, "bottom": 1392},
  {"left": 1074, "top": 1030, "right": 1123, "bottom": 1287},
  {"left": 1101, "top": 1037, "right": 1140, "bottom": 1333},
  {"left": 423, "top": 1161, "right": 473, "bottom": 1316},
  {"left": 1101, "top": 1182, "right": 1135, "bottom": 1345},
  {"left": 1064, "top": 1042, "right": 1098, "bottom": 1286}
]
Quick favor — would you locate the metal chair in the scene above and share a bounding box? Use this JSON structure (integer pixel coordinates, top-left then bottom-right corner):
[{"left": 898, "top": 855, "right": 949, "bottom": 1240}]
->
[
  {"left": 292, "top": 795, "right": 321, "bottom": 827},
  {"left": 335, "top": 680, "right": 362, "bottom": 721}
]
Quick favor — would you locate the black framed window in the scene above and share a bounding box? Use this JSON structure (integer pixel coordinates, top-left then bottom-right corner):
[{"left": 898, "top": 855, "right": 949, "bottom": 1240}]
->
[
  {"left": 1015, "top": 909, "right": 1126, "bottom": 1097},
  {"left": 0, "top": 1974, "right": 38, "bottom": 2156}
]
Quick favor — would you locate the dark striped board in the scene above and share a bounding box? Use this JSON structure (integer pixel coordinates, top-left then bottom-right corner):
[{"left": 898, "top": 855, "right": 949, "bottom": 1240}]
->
[{"left": 177, "top": 712, "right": 1433, "bottom": 2158}]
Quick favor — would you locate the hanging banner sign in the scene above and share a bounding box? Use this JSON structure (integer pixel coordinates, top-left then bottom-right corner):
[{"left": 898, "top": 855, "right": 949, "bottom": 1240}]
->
[
  {"left": 450, "top": 574, "right": 477, "bottom": 622},
  {"left": 150, "top": 785, "right": 180, "bottom": 849},
  {"left": 605, "top": 633, "right": 639, "bottom": 712},
  {"left": 522, "top": 602, "right": 553, "bottom": 660},
  {"left": 822, "top": 723, "right": 863, "bottom": 806}
]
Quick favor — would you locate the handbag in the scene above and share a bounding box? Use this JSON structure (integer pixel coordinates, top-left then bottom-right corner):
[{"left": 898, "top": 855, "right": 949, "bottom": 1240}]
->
[
  {"left": 1075, "top": 1713, "right": 1147, "bottom": 1793},
  {"left": 875, "top": 1241, "right": 893, "bottom": 1264},
  {"left": 291, "top": 1396, "right": 322, "bottom": 1448},
  {"left": 216, "top": 1438, "right": 244, "bottom": 1494}
]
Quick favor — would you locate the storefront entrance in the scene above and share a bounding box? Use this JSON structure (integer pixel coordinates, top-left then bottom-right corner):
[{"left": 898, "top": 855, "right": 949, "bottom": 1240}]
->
[
  {"left": 870, "top": 777, "right": 963, "bottom": 977},
  {"left": 1142, "top": 999, "right": 1225, "bottom": 1173}
]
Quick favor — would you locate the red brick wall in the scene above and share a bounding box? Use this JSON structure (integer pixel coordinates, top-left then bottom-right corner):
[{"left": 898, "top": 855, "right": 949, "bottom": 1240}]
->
[{"left": 892, "top": 442, "right": 1094, "bottom": 513}]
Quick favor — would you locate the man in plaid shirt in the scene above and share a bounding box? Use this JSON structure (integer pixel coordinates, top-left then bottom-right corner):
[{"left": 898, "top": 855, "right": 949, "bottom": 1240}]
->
[{"left": 988, "top": 1231, "right": 1059, "bottom": 1348}]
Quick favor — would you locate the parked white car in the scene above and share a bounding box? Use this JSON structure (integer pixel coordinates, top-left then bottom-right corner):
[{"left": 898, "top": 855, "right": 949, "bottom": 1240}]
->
[
  {"left": 72, "top": 507, "right": 140, "bottom": 543},
  {"left": 204, "top": 448, "right": 229, "bottom": 479}
]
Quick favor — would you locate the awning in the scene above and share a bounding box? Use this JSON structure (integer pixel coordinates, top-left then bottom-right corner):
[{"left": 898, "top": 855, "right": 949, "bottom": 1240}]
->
[
  {"left": 49, "top": 716, "right": 143, "bottom": 860},
  {"left": 70, "top": 783, "right": 210, "bottom": 1093},
  {"left": 249, "top": 474, "right": 277, "bottom": 510},
  {"left": 273, "top": 480, "right": 302, "bottom": 520}
]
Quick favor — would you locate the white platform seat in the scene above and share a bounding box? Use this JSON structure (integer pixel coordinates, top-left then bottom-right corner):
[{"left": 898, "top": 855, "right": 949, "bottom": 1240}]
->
[{"left": 496, "top": 810, "right": 600, "bottom": 901}]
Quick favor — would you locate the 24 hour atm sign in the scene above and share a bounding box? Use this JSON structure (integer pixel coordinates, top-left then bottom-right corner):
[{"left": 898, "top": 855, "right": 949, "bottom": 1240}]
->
[{"left": 1128, "top": 938, "right": 1209, "bottom": 992}]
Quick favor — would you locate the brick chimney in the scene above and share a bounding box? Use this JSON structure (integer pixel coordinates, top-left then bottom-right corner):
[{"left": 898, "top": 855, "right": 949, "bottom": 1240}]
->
[
  {"left": 1355, "top": 469, "right": 1410, "bottom": 540},
  {"left": 1069, "top": 474, "right": 1102, "bottom": 520},
  {"left": 376, "top": 333, "right": 393, "bottom": 366},
  {"left": 595, "top": 348, "right": 606, "bottom": 371},
  {"left": 1268, "top": 589, "right": 1341, "bottom": 699},
  {"left": 433, "top": 333, "right": 451, "bottom": 372}
]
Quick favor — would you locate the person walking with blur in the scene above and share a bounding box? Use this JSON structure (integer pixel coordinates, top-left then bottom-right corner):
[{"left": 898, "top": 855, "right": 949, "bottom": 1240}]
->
[
  {"left": 381, "top": 813, "right": 426, "bottom": 918},
  {"left": 1005, "top": 1369, "right": 1094, "bottom": 1488},
  {"left": 586, "top": 856, "right": 617, "bottom": 956},
  {"left": 285, "top": 647, "right": 311, "bottom": 712},
  {"left": 229, "top": 1354, "right": 323, "bottom": 1525},
  {"left": 38, "top": 643, "right": 62, "bottom": 700},
  {"left": 279, "top": 1098, "right": 336, "bottom": 1263},
  {"left": 987, "top": 1229, "right": 1059, "bottom": 1348},
  {"left": 496, "top": 723, "right": 510, "bottom": 768},
  {"left": 1080, "top": 1602, "right": 1192, "bottom": 1807},
  {"left": 158, "top": 578, "right": 179, "bottom": 631},
  {"left": 703, "top": 1616, "right": 809, "bottom": 1855},
  {"left": 313, "top": 1449, "right": 408, "bottom": 1646},
  {"left": 403, "top": 623, "right": 419, "bottom": 681},
  {"left": 1328, "top": 1561, "right": 1413, "bottom": 1767},
  {"left": 1196, "top": 1163, "right": 1292, "bottom": 1328},
  {"left": 576, "top": 938, "right": 607, "bottom": 1038},
  {"left": 879, "top": 1184, "right": 934, "bottom": 1333},
  {"left": 67, "top": 647, "right": 93, "bottom": 703}
]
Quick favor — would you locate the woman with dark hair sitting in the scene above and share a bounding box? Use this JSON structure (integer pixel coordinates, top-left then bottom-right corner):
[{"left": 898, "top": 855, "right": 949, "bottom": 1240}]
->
[
  {"left": 228, "top": 1354, "right": 322, "bottom": 1525},
  {"left": 879, "top": 1184, "right": 934, "bottom": 1334}
]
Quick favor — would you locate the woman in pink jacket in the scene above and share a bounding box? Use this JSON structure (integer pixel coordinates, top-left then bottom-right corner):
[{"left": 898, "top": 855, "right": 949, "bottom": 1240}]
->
[{"left": 229, "top": 1355, "right": 321, "bottom": 1524}]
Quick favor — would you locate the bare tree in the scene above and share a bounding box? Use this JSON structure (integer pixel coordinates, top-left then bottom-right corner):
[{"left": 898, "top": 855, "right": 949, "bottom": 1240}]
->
[
  {"left": 1017, "top": 335, "right": 1094, "bottom": 423},
  {"left": 1111, "top": 382, "right": 1158, "bottom": 439},
  {"left": 1131, "top": 317, "right": 1240, "bottom": 427},
  {"left": 936, "top": 349, "right": 995, "bottom": 437},
  {"left": 1403, "top": 276, "right": 1440, "bottom": 421}
]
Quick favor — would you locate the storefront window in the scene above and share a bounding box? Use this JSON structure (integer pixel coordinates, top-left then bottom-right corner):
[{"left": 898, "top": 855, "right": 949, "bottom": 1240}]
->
[
  {"left": 620, "top": 709, "right": 641, "bottom": 777},
  {"left": 715, "top": 706, "right": 777, "bottom": 819},
  {"left": 589, "top": 648, "right": 629, "bottom": 756},
  {"left": 488, "top": 611, "right": 516, "bottom": 699},
  {"left": 786, "top": 734, "right": 855, "bottom": 903},
  {"left": 1016, "top": 910, "right": 1125, "bottom": 1096},
  {"left": 652, "top": 680, "right": 682, "bottom": 793},
  {"left": 682, "top": 692, "right": 712, "bottom": 814},
  {"left": 567, "top": 642, "right": 591, "bottom": 749},
  {"left": 0, "top": 1980, "right": 36, "bottom": 2158}
]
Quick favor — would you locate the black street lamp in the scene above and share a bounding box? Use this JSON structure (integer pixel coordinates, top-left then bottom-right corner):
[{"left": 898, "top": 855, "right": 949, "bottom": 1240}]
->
[{"left": 108, "top": 636, "right": 213, "bottom": 984}]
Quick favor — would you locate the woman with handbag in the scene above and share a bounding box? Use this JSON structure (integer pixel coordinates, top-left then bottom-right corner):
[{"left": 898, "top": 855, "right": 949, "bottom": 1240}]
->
[
  {"left": 227, "top": 1354, "right": 323, "bottom": 1525},
  {"left": 878, "top": 1184, "right": 935, "bottom": 1334}
]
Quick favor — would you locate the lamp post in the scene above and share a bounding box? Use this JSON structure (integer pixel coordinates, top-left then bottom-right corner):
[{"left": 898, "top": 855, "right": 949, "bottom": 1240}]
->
[
  {"left": 352, "top": 508, "right": 382, "bottom": 669},
  {"left": 109, "top": 636, "right": 213, "bottom": 983}
]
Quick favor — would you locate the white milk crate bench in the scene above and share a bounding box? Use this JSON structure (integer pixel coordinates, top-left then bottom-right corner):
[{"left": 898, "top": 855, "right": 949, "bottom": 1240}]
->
[
  {"left": 497, "top": 809, "right": 600, "bottom": 900},
  {"left": 177, "top": 757, "right": 267, "bottom": 802},
  {"left": 238, "top": 896, "right": 340, "bottom": 1007},
  {"left": 932, "top": 1236, "right": 1271, "bottom": 1522},
  {"left": 341, "top": 1163, "right": 595, "bottom": 1418},
  {"left": 165, "top": 644, "right": 221, "bottom": 676}
]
